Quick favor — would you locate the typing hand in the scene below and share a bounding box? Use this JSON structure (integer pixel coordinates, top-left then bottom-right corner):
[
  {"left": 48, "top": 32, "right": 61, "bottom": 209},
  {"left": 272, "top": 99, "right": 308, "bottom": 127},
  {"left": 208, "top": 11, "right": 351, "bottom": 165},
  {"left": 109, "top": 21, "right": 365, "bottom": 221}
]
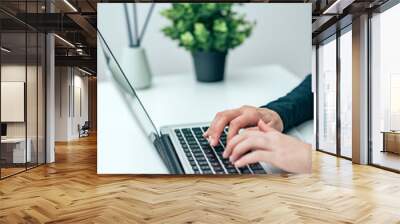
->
[
  {"left": 203, "top": 105, "right": 284, "bottom": 146},
  {"left": 224, "top": 120, "right": 311, "bottom": 174}
]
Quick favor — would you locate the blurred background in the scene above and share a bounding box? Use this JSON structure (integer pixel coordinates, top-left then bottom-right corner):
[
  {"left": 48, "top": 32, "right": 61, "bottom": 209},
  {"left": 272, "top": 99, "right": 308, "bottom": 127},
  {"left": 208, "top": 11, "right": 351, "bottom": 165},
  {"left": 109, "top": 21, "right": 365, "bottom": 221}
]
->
[{"left": 98, "top": 3, "right": 311, "bottom": 79}]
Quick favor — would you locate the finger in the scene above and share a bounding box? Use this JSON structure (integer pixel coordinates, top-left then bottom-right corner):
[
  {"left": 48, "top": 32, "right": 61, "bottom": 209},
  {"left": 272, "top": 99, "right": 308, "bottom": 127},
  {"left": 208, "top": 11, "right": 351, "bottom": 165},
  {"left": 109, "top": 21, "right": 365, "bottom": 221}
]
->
[
  {"left": 258, "top": 119, "right": 276, "bottom": 133},
  {"left": 245, "top": 127, "right": 260, "bottom": 131},
  {"left": 234, "top": 150, "right": 272, "bottom": 168},
  {"left": 206, "top": 110, "right": 240, "bottom": 146},
  {"left": 224, "top": 130, "right": 253, "bottom": 158},
  {"left": 227, "top": 115, "right": 253, "bottom": 141},
  {"left": 229, "top": 133, "right": 268, "bottom": 163},
  {"left": 205, "top": 110, "right": 234, "bottom": 138},
  {"left": 224, "top": 129, "right": 261, "bottom": 158}
]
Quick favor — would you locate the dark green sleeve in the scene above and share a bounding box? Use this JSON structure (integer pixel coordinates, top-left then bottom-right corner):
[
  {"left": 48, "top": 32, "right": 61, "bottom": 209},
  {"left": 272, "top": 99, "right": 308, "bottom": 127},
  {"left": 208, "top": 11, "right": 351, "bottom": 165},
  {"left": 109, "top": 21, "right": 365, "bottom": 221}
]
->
[{"left": 261, "top": 74, "right": 313, "bottom": 132}]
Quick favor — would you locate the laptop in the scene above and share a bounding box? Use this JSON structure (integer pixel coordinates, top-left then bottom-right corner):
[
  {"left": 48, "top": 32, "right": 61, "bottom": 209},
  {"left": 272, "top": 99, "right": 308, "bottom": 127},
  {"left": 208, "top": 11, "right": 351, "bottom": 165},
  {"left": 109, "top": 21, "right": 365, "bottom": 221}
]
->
[{"left": 98, "top": 30, "right": 282, "bottom": 175}]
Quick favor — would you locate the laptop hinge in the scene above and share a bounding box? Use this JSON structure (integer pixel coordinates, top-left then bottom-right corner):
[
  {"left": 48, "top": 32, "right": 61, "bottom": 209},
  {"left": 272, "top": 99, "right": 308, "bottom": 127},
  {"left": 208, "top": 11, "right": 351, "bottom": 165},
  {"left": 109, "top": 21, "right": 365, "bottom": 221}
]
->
[{"left": 153, "top": 134, "right": 184, "bottom": 174}]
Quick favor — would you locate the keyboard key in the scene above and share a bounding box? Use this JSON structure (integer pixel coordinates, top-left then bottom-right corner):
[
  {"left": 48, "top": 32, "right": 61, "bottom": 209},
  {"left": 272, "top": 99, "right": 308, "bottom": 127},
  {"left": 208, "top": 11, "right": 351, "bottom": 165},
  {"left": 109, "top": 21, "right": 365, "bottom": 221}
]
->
[
  {"left": 200, "top": 165, "right": 212, "bottom": 172},
  {"left": 204, "top": 152, "right": 215, "bottom": 159},
  {"left": 224, "top": 161, "right": 235, "bottom": 168},
  {"left": 214, "top": 145, "right": 224, "bottom": 152},
  {"left": 187, "top": 140, "right": 197, "bottom": 145},
  {"left": 182, "top": 145, "right": 189, "bottom": 150},
  {"left": 198, "top": 161, "right": 209, "bottom": 166},
  {"left": 226, "top": 168, "right": 238, "bottom": 174},
  {"left": 210, "top": 161, "right": 222, "bottom": 168},
  {"left": 185, "top": 152, "right": 192, "bottom": 157},
  {"left": 191, "top": 148, "right": 201, "bottom": 153},
  {"left": 192, "top": 128, "right": 203, "bottom": 136},
  {"left": 249, "top": 163, "right": 264, "bottom": 171},
  {"left": 249, "top": 164, "right": 266, "bottom": 174},
  {"left": 238, "top": 166, "right": 252, "bottom": 174},
  {"left": 193, "top": 152, "right": 204, "bottom": 158}
]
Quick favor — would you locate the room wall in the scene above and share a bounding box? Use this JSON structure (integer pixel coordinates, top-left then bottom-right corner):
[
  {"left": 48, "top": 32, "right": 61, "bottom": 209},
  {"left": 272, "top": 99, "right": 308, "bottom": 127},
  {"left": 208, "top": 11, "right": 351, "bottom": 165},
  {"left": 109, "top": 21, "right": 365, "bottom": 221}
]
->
[
  {"left": 1, "top": 64, "right": 46, "bottom": 163},
  {"left": 1, "top": 65, "right": 26, "bottom": 139},
  {"left": 98, "top": 3, "right": 312, "bottom": 78},
  {"left": 55, "top": 67, "right": 89, "bottom": 141},
  {"left": 1, "top": 65, "right": 40, "bottom": 138}
]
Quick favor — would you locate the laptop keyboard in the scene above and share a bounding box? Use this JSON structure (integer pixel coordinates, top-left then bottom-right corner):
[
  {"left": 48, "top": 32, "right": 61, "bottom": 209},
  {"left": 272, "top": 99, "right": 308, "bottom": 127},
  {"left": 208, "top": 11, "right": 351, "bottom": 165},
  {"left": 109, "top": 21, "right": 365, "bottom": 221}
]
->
[{"left": 174, "top": 127, "right": 266, "bottom": 174}]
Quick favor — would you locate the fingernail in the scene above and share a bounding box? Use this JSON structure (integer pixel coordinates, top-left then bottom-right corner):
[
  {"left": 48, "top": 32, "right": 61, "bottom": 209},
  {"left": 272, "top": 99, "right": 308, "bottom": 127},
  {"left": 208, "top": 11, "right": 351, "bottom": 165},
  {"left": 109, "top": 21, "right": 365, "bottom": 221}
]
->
[
  {"left": 229, "top": 156, "right": 234, "bottom": 163},
  {"left": 222, "top": 151, "right": 227, "bottom": 158},
  {"left": 212, "top": 139, "right": 218, "bottom": 146},
  {"left": 234, "top": 161, "right": 241, "bottom": 167},
  {"left": 209, "top": 138, "right": 217, "bottom": 146},
  {"left": 207, "top": 136, "right": 212, "bottom": 144}
]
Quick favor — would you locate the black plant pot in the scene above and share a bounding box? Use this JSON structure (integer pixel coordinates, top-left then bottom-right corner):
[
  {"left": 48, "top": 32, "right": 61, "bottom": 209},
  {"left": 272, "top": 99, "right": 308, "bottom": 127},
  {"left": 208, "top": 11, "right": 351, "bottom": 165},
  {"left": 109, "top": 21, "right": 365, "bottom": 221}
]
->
[{"left": 192, "top": 51, "right": 227, "bottom": 82}]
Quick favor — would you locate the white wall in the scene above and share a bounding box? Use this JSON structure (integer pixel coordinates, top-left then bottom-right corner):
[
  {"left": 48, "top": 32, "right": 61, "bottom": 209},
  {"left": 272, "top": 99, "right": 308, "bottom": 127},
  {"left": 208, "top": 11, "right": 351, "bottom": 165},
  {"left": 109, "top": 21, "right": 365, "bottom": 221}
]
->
[
  {"left": 1, "top": 65, "right": 41, "bottom": 138},
  {"left": 55, "top": 67, "right": 89, "bottom": 141},
  {"left": 1, "top": 64, "right": 46, "bottom": 164},
  {"left": 98, "top": 3, "right": 311, "bottom": 78}
]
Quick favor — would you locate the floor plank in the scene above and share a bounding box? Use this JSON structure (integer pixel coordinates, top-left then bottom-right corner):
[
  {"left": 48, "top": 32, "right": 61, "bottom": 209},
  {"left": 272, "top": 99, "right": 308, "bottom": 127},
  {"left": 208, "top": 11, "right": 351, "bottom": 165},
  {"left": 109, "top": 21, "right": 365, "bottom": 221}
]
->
[{"left": 0, "top": 134, "right": 400, "bottom": 223}]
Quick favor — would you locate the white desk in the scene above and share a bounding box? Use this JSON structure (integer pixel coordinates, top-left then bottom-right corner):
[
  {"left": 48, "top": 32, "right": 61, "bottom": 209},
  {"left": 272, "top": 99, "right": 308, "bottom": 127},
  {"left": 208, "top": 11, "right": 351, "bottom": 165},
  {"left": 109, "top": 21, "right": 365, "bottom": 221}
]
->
[
  {"left": 98, "top": 64, "right": 313, "bottom": 174},
  {"left": 1, "top": 138, "right": 31, "bottom": 163}
]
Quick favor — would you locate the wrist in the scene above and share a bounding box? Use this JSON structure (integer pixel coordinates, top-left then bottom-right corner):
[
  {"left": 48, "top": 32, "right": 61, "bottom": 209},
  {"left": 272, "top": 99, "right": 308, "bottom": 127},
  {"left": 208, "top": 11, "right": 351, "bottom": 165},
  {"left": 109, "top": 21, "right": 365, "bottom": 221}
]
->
[
  {"left": 269, "top": 110, "right": 284, "bottom": 132},
  {"left": 257, "top": 108, "right": 284, "bottom": 132}
]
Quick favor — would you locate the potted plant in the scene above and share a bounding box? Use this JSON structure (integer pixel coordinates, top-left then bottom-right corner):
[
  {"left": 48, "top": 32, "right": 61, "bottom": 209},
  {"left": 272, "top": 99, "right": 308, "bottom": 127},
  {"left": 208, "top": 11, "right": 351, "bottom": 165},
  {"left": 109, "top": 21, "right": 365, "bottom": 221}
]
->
[{"left": 161, "top": 3, "right": 255, "bottom": 82}]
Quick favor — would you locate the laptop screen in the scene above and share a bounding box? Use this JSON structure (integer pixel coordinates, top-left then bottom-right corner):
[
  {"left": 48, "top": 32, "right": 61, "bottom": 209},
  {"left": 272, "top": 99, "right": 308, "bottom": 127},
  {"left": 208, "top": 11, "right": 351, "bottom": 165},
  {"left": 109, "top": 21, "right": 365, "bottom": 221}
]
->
[{"left": 97, "top": 30, "right": 160, "bottom": 140}]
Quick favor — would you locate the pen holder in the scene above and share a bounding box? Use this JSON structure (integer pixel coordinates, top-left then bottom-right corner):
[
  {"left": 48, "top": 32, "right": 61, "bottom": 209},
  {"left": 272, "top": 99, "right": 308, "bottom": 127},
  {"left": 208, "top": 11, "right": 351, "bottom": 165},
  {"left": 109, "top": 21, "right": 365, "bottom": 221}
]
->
[{"left": 119, "top": 47, "right": 152, "bottom": 90}]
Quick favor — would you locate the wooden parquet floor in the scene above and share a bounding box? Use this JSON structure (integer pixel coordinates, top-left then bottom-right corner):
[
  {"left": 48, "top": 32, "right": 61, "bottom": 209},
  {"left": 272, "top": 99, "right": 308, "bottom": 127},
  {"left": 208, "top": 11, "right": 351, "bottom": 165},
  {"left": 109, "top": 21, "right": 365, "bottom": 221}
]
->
[{"left": 1, "top": 134, "right": 400, "bottom": 224}]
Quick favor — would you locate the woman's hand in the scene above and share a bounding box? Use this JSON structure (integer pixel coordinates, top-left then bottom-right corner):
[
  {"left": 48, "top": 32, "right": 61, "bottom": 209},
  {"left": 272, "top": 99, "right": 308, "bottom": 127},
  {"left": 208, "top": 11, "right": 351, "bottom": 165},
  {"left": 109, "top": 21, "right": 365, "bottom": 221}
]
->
[
  {"left": 224, "top": 120, "right": 311, "bottom": 174},
  {"left": 203, "top": 105, "right": 284, "bottom": 147}
]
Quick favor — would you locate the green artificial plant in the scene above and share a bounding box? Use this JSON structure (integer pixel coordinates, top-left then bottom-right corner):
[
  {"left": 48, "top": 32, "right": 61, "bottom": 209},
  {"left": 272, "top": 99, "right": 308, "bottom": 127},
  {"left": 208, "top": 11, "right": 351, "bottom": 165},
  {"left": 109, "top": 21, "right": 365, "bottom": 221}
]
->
[{"left": 161, "top": 3, "right": 255, "bottom": 53}]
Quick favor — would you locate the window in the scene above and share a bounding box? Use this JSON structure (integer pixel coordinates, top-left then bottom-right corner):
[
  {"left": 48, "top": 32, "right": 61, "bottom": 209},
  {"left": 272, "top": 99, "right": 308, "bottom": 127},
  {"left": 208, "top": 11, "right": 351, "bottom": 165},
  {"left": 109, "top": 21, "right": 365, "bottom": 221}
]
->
[
  {"left": 370, "top": 2, "right": 400, "bottom": 171},
  {"left": 317, "top": 36, "right": 337, "bottom": 154},
  {"left": 339, "top": 28, "right": 352, "bottom": 158},
  {"left": 0, "top": 2, "right": 47, "bottom": 179}
]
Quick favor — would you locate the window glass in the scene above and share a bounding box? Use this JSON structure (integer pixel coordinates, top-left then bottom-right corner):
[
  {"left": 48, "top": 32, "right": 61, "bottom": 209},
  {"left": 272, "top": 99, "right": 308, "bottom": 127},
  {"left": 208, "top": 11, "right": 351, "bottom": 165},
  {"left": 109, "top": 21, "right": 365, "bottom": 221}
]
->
[
  {"left": 27, "top": 30, "right": 38, "bottom": 169},
  {"left": 38, "top": 32, "right": 46, "bottom": 165},
  {"left": 318, "top": 36, "right": 337, "bottom": 154},
  {"left": 371, "top": 3, "right": 400, "bottom": 171},
  {"left": 0, "top": 2, "right": 46, "bottom": 179},
  {"left": 1, "top": 31, "right": 28, "bottom": 177},
  {"left": 340, "top": 29, "right": 352, "bottom": 158}
]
